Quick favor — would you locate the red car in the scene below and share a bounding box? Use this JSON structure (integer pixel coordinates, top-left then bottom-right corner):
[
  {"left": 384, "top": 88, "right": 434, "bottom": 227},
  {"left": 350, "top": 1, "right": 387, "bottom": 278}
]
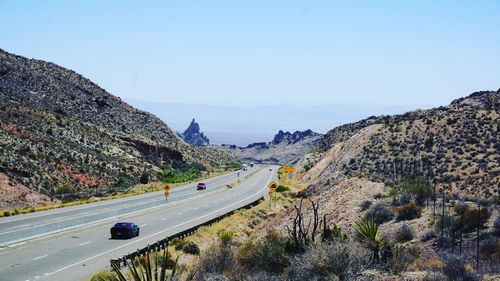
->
[
  {"left": 110, "top": 222, "right": 140, "bottom": 239},
  {"left": 197, "top": 182, "right": 207, "bottom": 190}
]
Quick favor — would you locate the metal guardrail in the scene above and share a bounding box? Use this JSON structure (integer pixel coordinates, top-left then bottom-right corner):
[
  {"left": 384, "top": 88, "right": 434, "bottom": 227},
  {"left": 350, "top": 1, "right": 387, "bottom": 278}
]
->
[{"left": 111, "top": 196, "right": 264, "bottom": 267}]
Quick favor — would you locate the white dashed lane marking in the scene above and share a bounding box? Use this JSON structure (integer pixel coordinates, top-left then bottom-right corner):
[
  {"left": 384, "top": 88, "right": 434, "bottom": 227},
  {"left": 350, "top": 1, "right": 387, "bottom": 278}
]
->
[{"left": 33, "top": 255, "right": 48, "bottom": 261}]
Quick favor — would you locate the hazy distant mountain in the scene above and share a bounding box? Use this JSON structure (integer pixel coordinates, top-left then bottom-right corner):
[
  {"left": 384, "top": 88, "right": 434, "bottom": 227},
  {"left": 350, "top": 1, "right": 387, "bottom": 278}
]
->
[
  {"left": 219, "top": 129, "right": 322, "bottom": 165},
  {"left": 180, "top": 119, "right": 210, "bottom": 147},
  {"left": 0, "top": 49, "right": 232, "bottom": 209},
  {"left": 126, "top": 99, "right": 421, "bottom": 146}
]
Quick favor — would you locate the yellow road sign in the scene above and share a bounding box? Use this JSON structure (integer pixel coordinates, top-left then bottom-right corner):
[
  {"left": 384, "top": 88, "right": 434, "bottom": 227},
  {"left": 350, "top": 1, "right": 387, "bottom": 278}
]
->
[
  {"left": 268, "top": 191, "right": 274, "bottom": 196},
  {"left": 283, "top": 166, "right": 296, "bottom": 173},
  {"left": 164, "top": 184, "right": 170, "bottom": 191},
  {"left": 268, "top": 181, "right": 277, "bottom": 190}
]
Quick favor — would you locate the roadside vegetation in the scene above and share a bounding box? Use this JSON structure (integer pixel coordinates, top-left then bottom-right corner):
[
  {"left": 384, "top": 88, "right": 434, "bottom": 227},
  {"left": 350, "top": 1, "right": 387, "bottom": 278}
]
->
[
  {"left": 90, "top": 170, "right": 499, "bottom": 280},
  {"left": 0, "top": 164, "right": 242, "bottom": 218}
]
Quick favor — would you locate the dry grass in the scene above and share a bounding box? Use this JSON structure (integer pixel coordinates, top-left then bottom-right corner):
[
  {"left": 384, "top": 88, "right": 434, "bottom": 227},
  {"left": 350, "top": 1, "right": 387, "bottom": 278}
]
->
[{"left": 168, "top": 167, "right": 298, "bottom": 276}]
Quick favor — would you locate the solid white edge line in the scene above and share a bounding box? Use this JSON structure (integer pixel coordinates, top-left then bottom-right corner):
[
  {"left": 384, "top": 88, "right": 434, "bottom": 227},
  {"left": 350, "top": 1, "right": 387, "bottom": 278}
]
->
[
  {"left": 0, "top": 177, "right": 245, "bottom": 247},
  {"left": 0, "top": 170, "right": 242, "bottom": 226},
  {"left": 40, "top": 168, "right": 275, "bottom": 280},
  {"left": 0, "top": 168, "right": 262, "bottom": 244}
]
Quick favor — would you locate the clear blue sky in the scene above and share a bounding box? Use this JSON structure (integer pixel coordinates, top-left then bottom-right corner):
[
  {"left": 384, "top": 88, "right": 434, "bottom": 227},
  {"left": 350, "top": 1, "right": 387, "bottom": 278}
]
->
[{"left": 1, "top": 0, "right": 499, "bottom": 108}]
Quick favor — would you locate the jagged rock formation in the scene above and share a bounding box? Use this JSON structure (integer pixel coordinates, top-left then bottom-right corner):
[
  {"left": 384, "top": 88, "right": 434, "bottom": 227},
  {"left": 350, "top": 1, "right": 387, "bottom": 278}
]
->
[
  {"left": 180, "top": 119, "right": 210, "bottom": 147},
  {"left": 219, "top": 130, "right": 322, "bottom": 165},
  {"left": 0, "top": 49, "right": 232, "bottom": 209},
  {"left": 300, "top": 90, "right": 499, "bottom": 198}
]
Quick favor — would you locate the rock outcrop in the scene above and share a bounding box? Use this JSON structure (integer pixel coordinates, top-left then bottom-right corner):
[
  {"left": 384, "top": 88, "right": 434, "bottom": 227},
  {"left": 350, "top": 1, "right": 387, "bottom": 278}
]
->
[
  {"left": 180, "top": 119, "right": 210, "bottom": 147},
  {"left": 219, "top": 130, "right": 322, "bottom": 165}
]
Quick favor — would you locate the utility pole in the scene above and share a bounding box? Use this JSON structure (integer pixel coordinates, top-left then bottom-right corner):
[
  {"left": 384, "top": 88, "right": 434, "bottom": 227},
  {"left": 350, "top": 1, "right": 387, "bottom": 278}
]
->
[
  {"left": 433, "top": 183, "right": 436, "bottom": 220},
  {"left": 441, "top": 191, "right": 445, "bottom": 248},
  {"left": 476, "top": 203, "right": 480, "bottom": 272}
]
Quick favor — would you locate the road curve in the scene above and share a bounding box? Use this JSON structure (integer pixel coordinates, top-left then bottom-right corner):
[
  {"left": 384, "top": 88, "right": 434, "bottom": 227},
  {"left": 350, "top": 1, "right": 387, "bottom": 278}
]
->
[
  {"left": 0, "top": 167, "right": 254, "bottom": 246},
  {"left": 0, "top": 165, "right": 278, "bottom": 281}
]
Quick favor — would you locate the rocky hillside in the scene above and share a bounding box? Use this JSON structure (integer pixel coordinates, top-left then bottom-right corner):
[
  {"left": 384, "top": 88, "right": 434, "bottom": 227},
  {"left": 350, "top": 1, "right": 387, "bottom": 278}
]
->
[
  {"left": 220, "top": 130, "right": 322, "bottom": 165},
  {"left": 301, "top": 90, "right": 499, "bottom": 198},
  {"left": 180, "top": 119, "right": 210, "bottom": 147},
  {"left": 0, "top": 49, "right": 232, "bottom": 209}
]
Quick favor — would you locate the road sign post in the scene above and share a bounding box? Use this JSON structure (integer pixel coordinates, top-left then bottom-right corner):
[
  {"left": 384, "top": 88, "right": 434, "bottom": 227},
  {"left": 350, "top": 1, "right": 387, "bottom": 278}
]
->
[
  {"left": 268, "top": 181, "right": 277, "bottom": 209},
  {"left": 268, "top": 191, "right": 274, "bottom": 209},
  {"left": 163, "top": 184, "right": 170, "bottom": 200}
]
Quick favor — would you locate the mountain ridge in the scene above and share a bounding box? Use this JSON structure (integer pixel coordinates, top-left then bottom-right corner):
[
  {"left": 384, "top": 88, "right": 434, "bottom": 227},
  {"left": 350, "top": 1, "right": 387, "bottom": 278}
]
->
[
  {"left": 219, "top": 129, "right": 322, "bottom": 165},
  {"left": 0, "top": 49, "right": 233, "bottom": 209},
  {"left": 300, "top": 90, "right": 499, "bottom": 198}
]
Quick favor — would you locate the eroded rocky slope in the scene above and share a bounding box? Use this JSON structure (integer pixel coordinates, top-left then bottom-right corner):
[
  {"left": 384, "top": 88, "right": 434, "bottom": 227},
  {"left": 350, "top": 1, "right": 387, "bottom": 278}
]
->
[
  {"left": 301, "top": 91, "right": 499, "bottom": 198},
  {"left": 219, "top": 130, "right": 322, "bottom": 165},
  {"left": 0, "top": 49, "right": 232, "bottom": 208}
]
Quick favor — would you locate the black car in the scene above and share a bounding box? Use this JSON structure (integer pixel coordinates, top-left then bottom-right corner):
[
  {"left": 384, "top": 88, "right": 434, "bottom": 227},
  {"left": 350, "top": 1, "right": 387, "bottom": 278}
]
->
[{"left": 110, "top": 222, "right": 140, "bottom": 239}]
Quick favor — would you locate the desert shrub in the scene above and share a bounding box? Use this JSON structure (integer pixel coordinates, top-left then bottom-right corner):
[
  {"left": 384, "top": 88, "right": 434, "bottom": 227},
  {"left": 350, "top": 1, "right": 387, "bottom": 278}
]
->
[
  {"left": 442, "top": 255, "right": 480, "bottom": 281},
  {"left": 421, "top": 229, "right": 437, "bottom": 242},
  {"left": 364, "top": 202, "right": 393, "bottom": 224},
  {"left": 391, "top": 194, "right": 411, "bottom": 206},
  {"left": 276, "top": 185, "right": 290, "bottom": 192},
  {"left": 3, "top": 210, "right": 11, "bottom": 217},
  {"left": 160, "top": 163, "right": 203, "bottom": 183},
  {"left": 303, "top": 163, "right": 314, "bottom": 172},
  {"left": 139, "top": 171, "right": 149, "bottom": 184},
  {"left": 240, "top": 271, "right": 282, "bottom": 281},
  {"left": 218, "top": 230, "right": 235, "bottom": 246},
  {"left": 391, "top": 177, "right": 431, "bottom": 206},
  {"left": 359, "top": 200, "right": 372, "bottom": 211},
  {"left": 54, "top": 184, "right": 74, "bottom": 195},
  {"left": 454, "top": 202, "right": 468, "bottom": 215},
  {"left": 322, "top": 224, "right": 348, "bottom": 242},
  {"left": 390, "top": 243, "right": 421, "bottom": 274},
  {"left": 287, "top": 240, "right": 368, "bottom": 281},
  {"left": 477, "top": 198, "right": 491, "bottom": 207},
  {"left": 493, "top": 216, "right": 500, "bottom": 236},
  {"left": 182, "top": 241, "right": 200, "bottom": 255},
  {"left": 458, "top": 205, "right": 491, "bottom": 232},
  {"left": 236, "top": 230, "right": 289, "bottom": 274},
  {"left": 171, "top": 238, "right": 187, "bottom": 250},
  {"left": 480, "top": 237, "right": 500, "bottom": 263},
  {"left": 421, "top": 271, "right": 447, "bottom": 281},
  {"left": 354, "top": 219, "right": 387, "bottom": 263},
  {"left": 194, "top": 241, "right": 235, "bottom": 279},
  {"left": 395, "top": 224, "right": 414, "bottom": 243},
  {"left": 394, "top": 202, "right": 421, "bottom": 221}
]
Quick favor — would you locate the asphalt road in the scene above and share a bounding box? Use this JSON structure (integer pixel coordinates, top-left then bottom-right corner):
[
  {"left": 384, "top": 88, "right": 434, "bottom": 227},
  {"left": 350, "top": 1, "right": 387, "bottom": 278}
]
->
[
  {"left": 0, "top": 165, "right": 277, "bottom": 281},
  {"left": 0, "top": 167, "right": 255, "bottom": 246}
]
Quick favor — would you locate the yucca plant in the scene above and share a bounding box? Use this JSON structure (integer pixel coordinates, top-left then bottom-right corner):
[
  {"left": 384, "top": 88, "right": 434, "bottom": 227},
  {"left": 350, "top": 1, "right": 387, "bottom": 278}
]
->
[
  {"left": 354, "top": 219, "right": 386, "bottom": 263},
  {"left": 93, "top": 248, "right": 178, "bottom": 281}
]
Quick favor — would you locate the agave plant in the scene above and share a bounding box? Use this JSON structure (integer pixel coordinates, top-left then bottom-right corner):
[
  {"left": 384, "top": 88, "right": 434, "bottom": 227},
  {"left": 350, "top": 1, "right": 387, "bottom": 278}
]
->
[
  {"left": 354, "top": 219, "right": 386, "bottom": 263},
  {"left": 94, "top": 248, "right": 178, "bottom": 281}
]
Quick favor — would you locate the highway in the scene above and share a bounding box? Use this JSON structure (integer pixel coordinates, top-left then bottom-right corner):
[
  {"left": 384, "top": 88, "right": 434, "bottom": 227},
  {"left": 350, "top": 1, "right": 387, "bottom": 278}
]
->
[{"left": 0, "top": 165, "right": 277, "bottom": 281}]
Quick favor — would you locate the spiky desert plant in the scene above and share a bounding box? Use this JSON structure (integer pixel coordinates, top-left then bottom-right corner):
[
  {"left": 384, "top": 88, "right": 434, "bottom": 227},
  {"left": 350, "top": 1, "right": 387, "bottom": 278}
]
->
[
  {"left": 93, "top": 248, "right": 178, "bottom": 281},
  {"left": 354, "top": 219, "right": 386, "bottom": 263}
]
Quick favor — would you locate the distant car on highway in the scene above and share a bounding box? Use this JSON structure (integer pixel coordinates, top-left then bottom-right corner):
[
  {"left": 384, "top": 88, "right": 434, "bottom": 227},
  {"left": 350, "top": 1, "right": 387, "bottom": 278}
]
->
[
  {"left": 110, "top": 222, "right": 140, "bottom": 239},
  {"left": 197, "top": 182, "right": 207, "bottom": 190}
]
